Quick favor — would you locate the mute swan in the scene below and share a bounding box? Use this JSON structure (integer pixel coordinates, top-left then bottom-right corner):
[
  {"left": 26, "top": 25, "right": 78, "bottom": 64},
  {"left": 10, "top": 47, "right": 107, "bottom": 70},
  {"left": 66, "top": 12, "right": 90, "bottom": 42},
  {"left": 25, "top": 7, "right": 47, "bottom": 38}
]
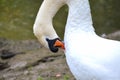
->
[{"left": 33, "top": 0, "right": 120, "bottom": 80}]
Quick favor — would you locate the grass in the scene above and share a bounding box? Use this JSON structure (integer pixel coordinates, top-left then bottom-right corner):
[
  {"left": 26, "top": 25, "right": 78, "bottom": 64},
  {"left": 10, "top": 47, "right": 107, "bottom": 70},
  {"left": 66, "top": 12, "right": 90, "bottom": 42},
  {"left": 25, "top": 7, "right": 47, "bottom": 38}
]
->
[
  {"left": 37, "top": 76, "right": 43, "bottom": 80},
  {"left": 37, "top": 74, "right": 70, "bottom": 80},
  {"left": 63, "top": 74, "right": 70, "bottom": 80}
]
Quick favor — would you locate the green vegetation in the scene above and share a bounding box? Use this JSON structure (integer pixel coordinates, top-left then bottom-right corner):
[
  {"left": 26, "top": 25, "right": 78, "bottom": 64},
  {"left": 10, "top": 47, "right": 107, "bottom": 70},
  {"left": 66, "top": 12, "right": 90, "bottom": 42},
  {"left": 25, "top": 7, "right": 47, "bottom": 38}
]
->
[
  {"left": 37, "top": 74, "right": 70, "bottom": 80},
  {"left": 63, "top": 74, "right": 70, "bottom": 80},
  {"left": 37, "top": 76, "right": 43, "bottom": 80}
]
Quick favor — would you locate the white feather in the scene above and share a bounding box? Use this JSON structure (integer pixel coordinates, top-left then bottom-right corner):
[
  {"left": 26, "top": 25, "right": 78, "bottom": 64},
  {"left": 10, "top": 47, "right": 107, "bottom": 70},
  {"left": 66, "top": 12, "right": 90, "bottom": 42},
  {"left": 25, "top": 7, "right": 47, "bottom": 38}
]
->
[{"left": 33, "top": 0, "right": 120, "bottom": 80}]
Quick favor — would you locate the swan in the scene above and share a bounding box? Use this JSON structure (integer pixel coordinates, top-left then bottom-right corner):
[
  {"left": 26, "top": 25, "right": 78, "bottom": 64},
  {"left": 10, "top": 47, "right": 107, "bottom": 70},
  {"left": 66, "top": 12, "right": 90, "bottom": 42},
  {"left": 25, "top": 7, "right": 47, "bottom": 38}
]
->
[{"left": 33, "top": 0, "right": 120, "bottom": 80}]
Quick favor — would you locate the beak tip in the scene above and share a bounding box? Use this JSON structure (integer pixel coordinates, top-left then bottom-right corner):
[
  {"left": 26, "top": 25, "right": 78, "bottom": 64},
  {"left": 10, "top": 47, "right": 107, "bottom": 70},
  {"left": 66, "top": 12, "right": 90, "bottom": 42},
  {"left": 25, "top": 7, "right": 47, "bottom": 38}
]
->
[{"left": 54, "top": 40, "right": 65, "bottom": 50}]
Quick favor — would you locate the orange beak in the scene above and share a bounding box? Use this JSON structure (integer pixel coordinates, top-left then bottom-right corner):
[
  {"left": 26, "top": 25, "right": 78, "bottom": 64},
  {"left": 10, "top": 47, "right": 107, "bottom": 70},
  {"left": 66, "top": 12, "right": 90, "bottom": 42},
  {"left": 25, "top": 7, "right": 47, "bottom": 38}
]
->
[{"left": 54, "top": 40, "right": 65, "bottom": 50}]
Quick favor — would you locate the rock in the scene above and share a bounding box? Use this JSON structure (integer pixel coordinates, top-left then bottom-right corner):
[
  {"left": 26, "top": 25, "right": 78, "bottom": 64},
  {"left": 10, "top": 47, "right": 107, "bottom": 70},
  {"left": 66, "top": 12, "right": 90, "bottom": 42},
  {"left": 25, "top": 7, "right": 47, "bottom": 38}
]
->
[
  {"left": 10, "top": 61, "right": 27, "bottom": 70},
  {"left": 0, "top": 62, "right": 9, "bottom": 70},
  {"left": 0, "top": 38, "right": 8, "bottom": 48},
  {"left": 102, "top": 30, "right": 120, "bottom": 41},
  {"left": 107, "top": 31, "right": 120, "bottom": 41},
  {"left": 0, "top": 39, "right": 75, "bottom": 80},
  {"left": 0, "top": 50, "right": 16, "bottom": 60}
]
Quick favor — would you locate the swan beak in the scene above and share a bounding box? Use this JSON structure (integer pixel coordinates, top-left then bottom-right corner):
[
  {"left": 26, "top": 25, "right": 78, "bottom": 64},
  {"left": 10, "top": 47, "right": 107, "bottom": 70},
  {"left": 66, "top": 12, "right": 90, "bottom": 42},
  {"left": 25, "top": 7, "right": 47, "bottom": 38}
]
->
[{"left": 54, "top": 40, "right": 65, "bottom": 50}]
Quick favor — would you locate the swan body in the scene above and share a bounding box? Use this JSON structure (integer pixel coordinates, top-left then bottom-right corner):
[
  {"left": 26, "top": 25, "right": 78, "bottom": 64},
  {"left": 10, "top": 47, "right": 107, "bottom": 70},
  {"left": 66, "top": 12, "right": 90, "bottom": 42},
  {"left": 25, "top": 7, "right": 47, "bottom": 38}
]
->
[{"left": 33, "top": 0, "right": 120, "bottom": 80}]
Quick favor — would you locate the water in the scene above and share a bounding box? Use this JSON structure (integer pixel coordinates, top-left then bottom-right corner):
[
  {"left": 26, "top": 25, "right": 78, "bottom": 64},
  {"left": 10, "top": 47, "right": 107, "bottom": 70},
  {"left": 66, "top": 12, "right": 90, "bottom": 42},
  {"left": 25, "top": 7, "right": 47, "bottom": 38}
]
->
[
  {"left": 0, "top": 0, "right": 42, "bottom": 40},
  {"left": 90, "top": 0, "right": 120, "bottom": 34},
  {"left": 0, "top": 0, "right": 120, "bottom": 40}
]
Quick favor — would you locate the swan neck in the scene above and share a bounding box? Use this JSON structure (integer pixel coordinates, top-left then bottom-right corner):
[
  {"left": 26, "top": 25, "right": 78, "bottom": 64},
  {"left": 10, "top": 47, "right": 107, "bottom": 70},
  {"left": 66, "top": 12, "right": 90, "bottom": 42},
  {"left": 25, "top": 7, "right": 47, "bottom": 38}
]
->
[
  {"left": 66, "top": 0, "right": 94, "bottom": 32},
  {"left": 33, "top": 0, "right": 65, "bottom": 39}
]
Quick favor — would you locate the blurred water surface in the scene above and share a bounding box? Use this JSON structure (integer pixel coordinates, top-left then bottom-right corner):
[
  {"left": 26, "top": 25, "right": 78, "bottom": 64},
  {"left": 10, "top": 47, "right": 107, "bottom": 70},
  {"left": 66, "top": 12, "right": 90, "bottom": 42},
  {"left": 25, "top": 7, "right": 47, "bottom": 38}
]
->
[
  {"left": 0, "top": 0, "right": 42, "bottom": 39},
  {"left": 0, "top": 0, "right": 120, "bottom": 40}
]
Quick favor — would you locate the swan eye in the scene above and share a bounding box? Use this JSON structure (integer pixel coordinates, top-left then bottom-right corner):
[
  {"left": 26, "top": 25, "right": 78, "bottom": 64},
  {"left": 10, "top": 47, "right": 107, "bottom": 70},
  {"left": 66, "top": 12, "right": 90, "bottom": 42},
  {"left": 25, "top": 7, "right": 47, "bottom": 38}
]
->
[{"left": 46, "top": 38, "right": 60, "bottom": 53}]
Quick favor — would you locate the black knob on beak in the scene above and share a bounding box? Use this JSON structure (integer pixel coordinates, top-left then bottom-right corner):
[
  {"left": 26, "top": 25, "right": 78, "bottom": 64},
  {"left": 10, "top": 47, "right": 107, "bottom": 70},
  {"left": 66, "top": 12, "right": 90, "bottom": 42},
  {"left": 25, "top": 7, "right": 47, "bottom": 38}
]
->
[{"left": 46, "top": 38, "right": 61, "bottom": 53}]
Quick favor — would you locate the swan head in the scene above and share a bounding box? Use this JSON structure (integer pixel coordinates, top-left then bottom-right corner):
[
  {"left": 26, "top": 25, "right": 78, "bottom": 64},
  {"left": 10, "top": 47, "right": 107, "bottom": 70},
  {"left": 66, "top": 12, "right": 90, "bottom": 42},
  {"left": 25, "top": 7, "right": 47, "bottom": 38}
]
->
[{"left": 33, "top": 23, "right": 64, "bottom": 53}]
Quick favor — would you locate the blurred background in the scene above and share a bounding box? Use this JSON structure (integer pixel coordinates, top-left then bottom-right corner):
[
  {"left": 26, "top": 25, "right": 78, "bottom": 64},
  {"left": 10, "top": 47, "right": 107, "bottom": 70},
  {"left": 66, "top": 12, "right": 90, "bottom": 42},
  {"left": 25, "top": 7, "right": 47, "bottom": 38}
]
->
[
  {"left": 0, "top": 0, "right": 120, "bottom": 80},
  {"left": 0, "top": 0, "right": 120, "bottom": 40}
]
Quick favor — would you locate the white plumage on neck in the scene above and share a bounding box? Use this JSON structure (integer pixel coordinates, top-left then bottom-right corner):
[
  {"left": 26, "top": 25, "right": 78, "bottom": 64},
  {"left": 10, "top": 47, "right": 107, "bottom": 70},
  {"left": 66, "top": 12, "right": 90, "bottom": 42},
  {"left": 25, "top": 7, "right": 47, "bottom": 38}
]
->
[
  {"left": 33, "top": 0, "right": 65, "bottom": 48},
  {"left": 65, "top": 0, "right": 94, "bottom": 33}
]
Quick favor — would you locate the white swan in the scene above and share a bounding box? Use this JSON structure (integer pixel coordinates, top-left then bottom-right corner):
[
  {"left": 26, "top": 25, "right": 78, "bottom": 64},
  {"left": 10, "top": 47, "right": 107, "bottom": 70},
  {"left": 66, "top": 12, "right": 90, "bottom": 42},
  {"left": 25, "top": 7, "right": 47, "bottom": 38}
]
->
[{"left": 33, "top": 0, "right": 120, "bottom": 80}]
